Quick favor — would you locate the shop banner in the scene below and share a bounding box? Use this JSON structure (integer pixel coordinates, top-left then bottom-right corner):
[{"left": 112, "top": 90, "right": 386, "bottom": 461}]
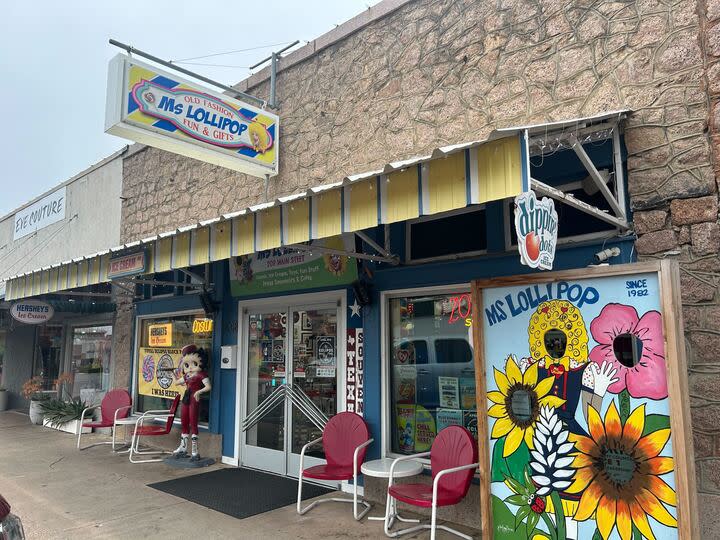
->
[
  {"left": 345, "top": 328, "right": 364, "bottom": 415},
  {"left": 106, "top": 54, "right": 278, "bottom": 178},
  {"left": 514, "top": 190, "right": 558, "bottom": 270},
  {"left": 107, "top": 251, "right": 146, "bottom": 279},
  {"left": 478, "top": 270, "right": 682, "bottom": 540},
  {"left": 138, "top": 347, "right": 184, "bottom": 399},
  {"left": 13, "top": 186, "right": 66, "bottom": 240},
  {"left": 230, "top": 236, "right": 357, "bottom": 297}
]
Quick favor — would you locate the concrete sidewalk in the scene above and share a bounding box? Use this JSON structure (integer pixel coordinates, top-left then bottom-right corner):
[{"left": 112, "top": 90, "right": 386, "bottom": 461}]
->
[{"left": 0, "top": 411, "right": 478, "bottom": 539}]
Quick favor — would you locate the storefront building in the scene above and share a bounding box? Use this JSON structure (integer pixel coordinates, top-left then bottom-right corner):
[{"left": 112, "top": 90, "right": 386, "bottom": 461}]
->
[
  {"left": 4, "top": 0, "right": 720, "bottom": 536},
  {"left": 0, "top": 149, "right": 128, "bottom": 409}
]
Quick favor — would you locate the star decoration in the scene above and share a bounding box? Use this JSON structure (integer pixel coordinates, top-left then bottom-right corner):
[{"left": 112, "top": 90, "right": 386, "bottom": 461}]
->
[{"left": 350, "top": 299, "right": 362, "bottom": 318}]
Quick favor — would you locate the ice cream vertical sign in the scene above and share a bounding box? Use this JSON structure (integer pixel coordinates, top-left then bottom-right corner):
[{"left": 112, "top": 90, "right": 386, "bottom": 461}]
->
[{"left": 514, "top": 190, "right": 558, "bottom": 270}]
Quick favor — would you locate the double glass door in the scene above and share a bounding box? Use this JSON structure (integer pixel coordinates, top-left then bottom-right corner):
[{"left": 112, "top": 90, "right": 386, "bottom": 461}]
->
[{"left": 242, "top": 303, "right": 339, "bottom": 479}]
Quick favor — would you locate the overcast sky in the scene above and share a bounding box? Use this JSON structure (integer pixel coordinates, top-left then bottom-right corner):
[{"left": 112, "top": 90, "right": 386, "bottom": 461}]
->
[{"left": 0, "top": 1, "right": 380, "bottom": 217}]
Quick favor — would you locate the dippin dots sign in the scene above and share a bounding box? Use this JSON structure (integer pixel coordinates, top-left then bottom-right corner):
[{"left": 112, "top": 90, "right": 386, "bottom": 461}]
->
[
  {"left": 514, "top": 190, "right": 558, "bottom": 270},
  {"left": 10, "top": 300, "right": 54, "bottom": 324}
]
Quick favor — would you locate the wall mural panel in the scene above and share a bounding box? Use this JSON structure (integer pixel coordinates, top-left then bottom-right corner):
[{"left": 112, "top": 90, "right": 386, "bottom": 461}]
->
[{"left": 472, "top": 263, "right": 697, "bottom": 540}]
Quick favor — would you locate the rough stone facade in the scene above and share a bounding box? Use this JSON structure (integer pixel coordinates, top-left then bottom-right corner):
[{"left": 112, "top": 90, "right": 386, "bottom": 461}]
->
[{"left": 118, "top": 0, "right": 720, "bottom": 534}]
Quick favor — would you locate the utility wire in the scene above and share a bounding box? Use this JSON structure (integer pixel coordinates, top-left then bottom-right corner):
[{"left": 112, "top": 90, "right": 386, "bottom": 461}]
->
[
  {"left": 171, "top": 41, "right": 293, "bottom": 63},
  {"left": 172, "top": 61, "right": 252, "bottom": 69}
]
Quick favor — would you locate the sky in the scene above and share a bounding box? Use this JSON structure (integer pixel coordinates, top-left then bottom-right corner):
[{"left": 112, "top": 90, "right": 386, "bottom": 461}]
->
[{"left": 0, "top": 0, "right": 381, "bottom": 217}]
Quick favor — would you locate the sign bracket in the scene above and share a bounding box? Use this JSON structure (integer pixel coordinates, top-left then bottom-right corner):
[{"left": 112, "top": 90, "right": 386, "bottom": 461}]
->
[{"left": 109, "top": 39, "right": 267, "bottom": 108}]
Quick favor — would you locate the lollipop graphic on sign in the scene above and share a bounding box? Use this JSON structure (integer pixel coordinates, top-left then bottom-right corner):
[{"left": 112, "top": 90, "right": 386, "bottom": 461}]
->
[{"left": 142, "top": 354, "right": 155, "bottom": 382}]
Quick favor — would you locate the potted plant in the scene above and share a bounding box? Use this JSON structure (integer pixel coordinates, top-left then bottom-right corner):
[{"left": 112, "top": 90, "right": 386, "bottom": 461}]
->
[
  {"left": 39, "top": 374, "right": 91, "bottom": 434},
  {"left": 0, "top": 387, "right": 7, "bottom": 412},
  {"left": 39, "top": 397, "right": 91, "bottom": 434},
  {"left": 21, "top": 377, "right": 49, "bottom": 424}
]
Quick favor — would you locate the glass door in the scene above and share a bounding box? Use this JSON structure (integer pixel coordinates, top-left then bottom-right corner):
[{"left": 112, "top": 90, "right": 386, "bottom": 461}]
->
[
  {"left": 241, "top": 302, "right": 340, "bottom": 481},
  {"left": 242, "top": 311, "right": 288, "bottom": 475}
]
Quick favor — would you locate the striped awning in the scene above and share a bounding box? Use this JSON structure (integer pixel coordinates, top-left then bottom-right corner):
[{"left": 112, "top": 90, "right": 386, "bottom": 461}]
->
[{"left": 4, "top": 132, "right": 528, "bottom": 301}]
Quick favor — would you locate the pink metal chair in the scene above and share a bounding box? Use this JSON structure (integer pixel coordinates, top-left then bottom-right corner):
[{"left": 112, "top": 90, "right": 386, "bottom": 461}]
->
[
  {"left": 384, "top": 426, "right": 479, "bottom": 540},
  {"left": 76, "top": 389, "right": 132, "bottom": 451},
  {"left": 296, "top": 411, "right": 374, "bottom": 520},
  {"left": 128, "top": 395, "right": 181, "bottom": 463}
]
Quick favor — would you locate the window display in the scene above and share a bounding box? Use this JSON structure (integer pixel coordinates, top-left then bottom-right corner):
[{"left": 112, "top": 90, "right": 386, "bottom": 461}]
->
[
  {"left": 33, "top": 325, "right": 63, "bottom": 391},
  {"left": 70, "top": 325, "right": 112, "bottom": 402},
  {"left": 135, "top": 313, "right": 213, "bottom": 424},
  {"left": 388, "top": 291, "right": 475, "bottom": 455}
]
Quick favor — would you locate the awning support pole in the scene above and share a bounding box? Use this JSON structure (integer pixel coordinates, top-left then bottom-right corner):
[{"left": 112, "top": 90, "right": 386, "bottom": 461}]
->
[
  {"left": 111, "top": 281, "right": 136, "bottom": 296},
  {"left": 531, "top": 178, "right": 631, "bottom": 231},
  {"left": 568, "top": 134, "right": 626, "bottom": 219},
  {"left": 355, "top": 231, "right": 395, "bottom": 260},
  {"left": 177, "top": 268, "right": 206, "bottom": 285},
  {"left": 612, "top": 127, "right": 627, "bottom": 216}
]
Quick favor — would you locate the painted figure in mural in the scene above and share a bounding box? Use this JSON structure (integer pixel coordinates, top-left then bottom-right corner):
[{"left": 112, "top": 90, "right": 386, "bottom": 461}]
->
[
  {"left": 521, "top": 300, "right": 618, "bottom": 539},
  {"left": 172, "top": 344, "right": 211, "bottom": 461}
]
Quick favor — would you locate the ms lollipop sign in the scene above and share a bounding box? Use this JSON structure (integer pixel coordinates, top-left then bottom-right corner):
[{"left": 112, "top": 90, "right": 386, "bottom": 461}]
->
[{"left": 514, "top": 190, "right": 558, "bottom": 270}]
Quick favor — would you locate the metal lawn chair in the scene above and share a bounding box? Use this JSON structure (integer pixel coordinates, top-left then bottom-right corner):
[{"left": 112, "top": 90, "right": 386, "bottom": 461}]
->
[
  {"left": 296, "top": 411, "right": 374, "bottom": 520},
  {"left": 128, "top": 395, "right": 181, "bottom": 463},
  {"left": 76, "top": 389, "right": 132, "bottom": 451},
  {"left": 384, "top": 425, "right": 479, "bottom": 540}
]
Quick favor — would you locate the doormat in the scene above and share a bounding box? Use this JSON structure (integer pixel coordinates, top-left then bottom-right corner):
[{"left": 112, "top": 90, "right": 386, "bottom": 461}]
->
[{"left": 148, "top": 467, "right": 333, "bottom": 520}]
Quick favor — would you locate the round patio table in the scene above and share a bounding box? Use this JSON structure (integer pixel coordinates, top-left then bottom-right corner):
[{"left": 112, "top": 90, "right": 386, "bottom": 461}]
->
[{"left": 361, "top": 457, "right": 424, "bottom": 524}]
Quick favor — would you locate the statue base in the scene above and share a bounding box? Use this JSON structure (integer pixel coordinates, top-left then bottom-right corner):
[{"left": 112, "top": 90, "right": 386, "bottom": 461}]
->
[{"left": 163, "top": 455, "right": 216, "bottom": 469}]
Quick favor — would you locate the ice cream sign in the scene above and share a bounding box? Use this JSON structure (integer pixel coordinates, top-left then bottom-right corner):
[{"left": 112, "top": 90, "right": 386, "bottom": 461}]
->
[
  {"left": 106, "top": 53, "right": 279, "bottom": 178},
  {"left": 514, "top": 190, "right": 558, "bottom": 270}
]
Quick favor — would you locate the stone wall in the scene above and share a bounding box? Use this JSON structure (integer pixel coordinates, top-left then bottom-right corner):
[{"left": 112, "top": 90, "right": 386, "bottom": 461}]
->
[{"left": 119, "top": 0, "right": 720, "bottom": 534}]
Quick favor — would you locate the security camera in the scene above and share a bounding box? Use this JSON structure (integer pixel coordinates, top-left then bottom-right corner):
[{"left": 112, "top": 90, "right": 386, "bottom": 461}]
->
[{"left": 594, "top": 247, "right": 621, "bottom": 263}]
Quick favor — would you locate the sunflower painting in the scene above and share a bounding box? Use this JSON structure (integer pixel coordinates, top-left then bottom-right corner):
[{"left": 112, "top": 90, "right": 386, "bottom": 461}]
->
[
  {"left": 489, "top": 355, "right": 565, "bottom": 457},
  {"left": 569, "top": 402, "right": 677, "bottom": 540},
  {"left": 480, "top": 272, "right": 680, "bottom": 540}
]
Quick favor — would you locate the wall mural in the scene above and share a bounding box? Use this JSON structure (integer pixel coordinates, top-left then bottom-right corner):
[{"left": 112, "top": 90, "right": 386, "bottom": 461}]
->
[{"left": 480, "top": 273, "right": 678, "bottom": 540}]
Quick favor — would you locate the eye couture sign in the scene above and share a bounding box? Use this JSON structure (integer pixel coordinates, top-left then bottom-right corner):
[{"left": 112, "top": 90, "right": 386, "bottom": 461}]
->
[
  {"left": 105, "top": 53, "right": 279, "bottom": 178},
  {"left": 514, "top": 190, "right": 558, "bottom": 270},
  {"left": 14, "top": 187, "right": 66, "bottom": 241},
  {"left": 10, "top": 300, "right": 54, "bottom": 324}
]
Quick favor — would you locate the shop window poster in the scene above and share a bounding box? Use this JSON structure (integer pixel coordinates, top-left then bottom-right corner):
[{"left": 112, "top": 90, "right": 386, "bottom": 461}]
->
[
  {"left": 396, "top": 404, "right": 416, "bottom": 453},
  {"left": 436, "top": 409, "right": 463, "bottom": 432},
  {"left": 480, "top": 273, "right": 679, "bottom": 540},
  {"left": 414, "top": 405, "right": 436, "bottom": 452},
  {"left": 460, "top": 377, "right": 476, "bottom": 410},
  {"left": 394, "top": 365, "right": 417, "bottom": 404},
  {"left": 438, "top": 376, "right": 459, "bottom": 408}
]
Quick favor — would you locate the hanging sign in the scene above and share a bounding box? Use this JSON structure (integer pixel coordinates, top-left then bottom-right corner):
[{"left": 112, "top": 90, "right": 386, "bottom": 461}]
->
[
  {"left": 10, "top": 300, "right": 54, "bottom": 324},
  {"left": 105, "top": 54, "right": 279, "bottom": 178},
  {"left": 345, "top": 328, "right": 364, "bottom": 415},
  {"left": 230, "top": 236, "right": 357, "bottom": 297},
  {"left": 138, "top": 347, "right": 184, "bottom": 398},
  {"left": 514, "top": 190, "right": 558, "bottom": 270},
  {"left": 148, "top": 323, "right": 172, "bottom": 347},
  {"left": 107, "top": 251, "right": 146, "bottom": 279}
]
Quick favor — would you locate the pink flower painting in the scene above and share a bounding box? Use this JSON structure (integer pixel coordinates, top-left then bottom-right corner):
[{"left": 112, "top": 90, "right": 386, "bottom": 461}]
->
[{"left": 589, "top": 303, "right": 667, "bottom": 399}]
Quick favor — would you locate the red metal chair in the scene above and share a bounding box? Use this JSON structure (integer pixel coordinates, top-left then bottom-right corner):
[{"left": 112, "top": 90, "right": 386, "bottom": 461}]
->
[
  {"left": 76, "top": 389, "right": 132, "bottom": 451},
  {"left": 128, "top": 395, "right": 181, "bottom": 463},
  {"left": 384, "top": 425, "right": 479, "bottom": 540},
  {"left": 296, "top": 411, "right": 374, "bottom": 520}
]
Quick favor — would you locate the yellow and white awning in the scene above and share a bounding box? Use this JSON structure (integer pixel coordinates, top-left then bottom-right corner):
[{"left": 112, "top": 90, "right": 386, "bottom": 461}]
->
[{"left": 4, "top": 132, "right": 529, "bottom": 301}]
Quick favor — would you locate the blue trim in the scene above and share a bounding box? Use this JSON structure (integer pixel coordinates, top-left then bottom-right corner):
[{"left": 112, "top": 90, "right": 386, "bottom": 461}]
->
[
  {"left": 464, "top": 148, "right": 472, "bottom": 203},
  {"left": 416, "top": 164, "right": 423, "bottom": 215},
  {"left": 376, "top": 176, "right": 382, "bottom": 224},
  {"left": 520, "top": 132, "right": 530, "bottom": 192}
]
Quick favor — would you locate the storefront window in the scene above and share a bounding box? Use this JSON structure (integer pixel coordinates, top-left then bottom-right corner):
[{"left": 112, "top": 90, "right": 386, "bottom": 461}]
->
[
  {"left": 136, "top": 312, "right": 213, "bottom": 424},
  {"left": 33, "top": 325, "right": 63, "bottom": 391},
  {"left": 70, "top": 325, "right": 112, "bottom": 402},
  {"left": 389, "top": 291, "right": 476, "bottom": 455}
]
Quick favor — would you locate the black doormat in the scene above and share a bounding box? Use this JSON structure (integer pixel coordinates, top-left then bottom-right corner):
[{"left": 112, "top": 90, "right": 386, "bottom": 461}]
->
[{"left": 148, "top": 467, "right": 333, "bottom": 520}]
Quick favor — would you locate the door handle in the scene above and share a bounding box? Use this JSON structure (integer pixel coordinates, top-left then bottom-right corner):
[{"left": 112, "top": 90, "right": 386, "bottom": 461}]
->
[{"left": 417, "top": 369, "right": 429, "bottom": 375}]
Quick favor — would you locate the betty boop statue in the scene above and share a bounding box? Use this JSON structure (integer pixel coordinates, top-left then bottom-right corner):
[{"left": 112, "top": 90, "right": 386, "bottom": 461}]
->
[{"left": 172, "top": 344, "right": 211, "bottom": 461}]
